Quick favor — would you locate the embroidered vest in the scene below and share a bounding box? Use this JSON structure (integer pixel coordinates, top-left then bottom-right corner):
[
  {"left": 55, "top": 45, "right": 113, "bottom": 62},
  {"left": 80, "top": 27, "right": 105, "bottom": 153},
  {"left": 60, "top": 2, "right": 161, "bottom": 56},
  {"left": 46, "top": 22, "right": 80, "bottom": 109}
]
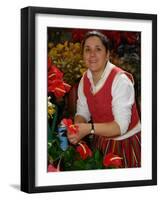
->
[{"left": 83, "top": 67, "right": 140, "bottom": 132}]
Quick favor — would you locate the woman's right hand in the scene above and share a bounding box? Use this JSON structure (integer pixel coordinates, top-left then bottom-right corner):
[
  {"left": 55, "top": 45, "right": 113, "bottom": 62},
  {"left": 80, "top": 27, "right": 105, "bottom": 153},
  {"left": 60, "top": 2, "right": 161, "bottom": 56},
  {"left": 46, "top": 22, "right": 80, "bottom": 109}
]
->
[{"left": 67, "top": 123, "right": 90, "bottom": 145}]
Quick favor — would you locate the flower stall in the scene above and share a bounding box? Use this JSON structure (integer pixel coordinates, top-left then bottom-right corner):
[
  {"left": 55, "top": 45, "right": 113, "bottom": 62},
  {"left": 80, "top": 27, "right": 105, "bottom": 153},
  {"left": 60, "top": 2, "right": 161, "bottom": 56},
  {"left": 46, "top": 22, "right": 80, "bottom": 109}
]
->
[{"left": 47, "top": 28, "right": 141, "bottom": 172}]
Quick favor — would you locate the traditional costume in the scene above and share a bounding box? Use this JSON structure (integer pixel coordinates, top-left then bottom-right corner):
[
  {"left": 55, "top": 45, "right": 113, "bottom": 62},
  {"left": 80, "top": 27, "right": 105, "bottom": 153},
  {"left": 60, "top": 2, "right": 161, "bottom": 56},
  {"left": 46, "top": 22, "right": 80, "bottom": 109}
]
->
[{"left": 76, "top": 61, "right": 141, "bottom": 168}]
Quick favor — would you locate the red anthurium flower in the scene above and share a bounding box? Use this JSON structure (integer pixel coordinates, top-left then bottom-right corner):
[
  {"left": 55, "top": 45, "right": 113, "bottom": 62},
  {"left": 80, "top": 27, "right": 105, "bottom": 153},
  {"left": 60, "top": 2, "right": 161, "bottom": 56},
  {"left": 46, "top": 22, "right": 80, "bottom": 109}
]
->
[
  {"left": 48, "top": 79, "right": 66, "bottom": 98},
  {"left": 76, "top": 142, "right": 93, "bottom": 160},
  {"left": 48, "top": 80, "right": 71, "bottom": 98},
  {"left": 63, "top": 82, "right": 71, "bottom": 93},
  {"left": 68, "top": 124, "right": 79, "bottom": 135},
  {"left": 48, "top": 64, "right": 71, "bottom": 98},
  {"left": 48, "top": 65, "right": 63, "bottom": 81},
  {"left": 62, "top": 118, "right": 73, "bottom": 127},
  {"left": 62, "top": 118, "right": 78, "bottom": 135},
  {"left": 103, "top": 153, "right": 123, "bottom": 168},
  {"left": 47, "top": 164, "right": 60, "bottom": 172}
]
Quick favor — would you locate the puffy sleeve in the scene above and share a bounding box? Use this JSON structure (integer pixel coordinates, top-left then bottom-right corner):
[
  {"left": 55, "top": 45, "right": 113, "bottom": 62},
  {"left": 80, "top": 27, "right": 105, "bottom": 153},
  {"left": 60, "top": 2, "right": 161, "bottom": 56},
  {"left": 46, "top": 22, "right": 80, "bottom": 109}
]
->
[
  {"left": 75, "top": 76, "right": 91, "bottom": 122},
  {"left": 112, "top": 73, "right": 135, "bottom": 135}
]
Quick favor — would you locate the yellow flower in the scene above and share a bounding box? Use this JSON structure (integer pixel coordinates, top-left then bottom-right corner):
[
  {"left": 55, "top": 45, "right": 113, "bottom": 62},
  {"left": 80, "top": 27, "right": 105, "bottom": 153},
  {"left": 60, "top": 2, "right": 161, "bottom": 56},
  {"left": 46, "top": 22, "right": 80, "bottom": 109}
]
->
[
  {"left": 48, "top": 41, "right": 87, "bottom": 85},
  {"left": 48, "top": 97, "right": 56, "bottom": 119}
]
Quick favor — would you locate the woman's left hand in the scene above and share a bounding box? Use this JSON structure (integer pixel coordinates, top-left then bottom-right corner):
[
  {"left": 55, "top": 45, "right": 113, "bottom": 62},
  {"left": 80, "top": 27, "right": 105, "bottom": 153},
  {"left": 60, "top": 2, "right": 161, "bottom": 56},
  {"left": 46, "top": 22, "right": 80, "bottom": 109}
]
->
[{"left": 67, "top": 123, "right": 90, "bottom": 145}]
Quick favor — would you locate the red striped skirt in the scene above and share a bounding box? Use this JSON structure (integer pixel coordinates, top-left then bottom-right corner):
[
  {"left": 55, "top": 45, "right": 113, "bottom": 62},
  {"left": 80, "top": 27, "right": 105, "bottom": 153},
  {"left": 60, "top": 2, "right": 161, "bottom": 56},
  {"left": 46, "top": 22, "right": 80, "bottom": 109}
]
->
[{"left": 93, "top": 132, "right": 141, "bottom": 168}]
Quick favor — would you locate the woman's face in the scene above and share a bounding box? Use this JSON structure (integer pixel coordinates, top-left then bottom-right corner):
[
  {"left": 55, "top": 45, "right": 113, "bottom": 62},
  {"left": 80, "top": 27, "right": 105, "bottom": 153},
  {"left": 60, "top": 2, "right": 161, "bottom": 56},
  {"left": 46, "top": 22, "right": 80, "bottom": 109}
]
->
[{"left": 83, "top": 36, "right": 109, "bottom": 73}]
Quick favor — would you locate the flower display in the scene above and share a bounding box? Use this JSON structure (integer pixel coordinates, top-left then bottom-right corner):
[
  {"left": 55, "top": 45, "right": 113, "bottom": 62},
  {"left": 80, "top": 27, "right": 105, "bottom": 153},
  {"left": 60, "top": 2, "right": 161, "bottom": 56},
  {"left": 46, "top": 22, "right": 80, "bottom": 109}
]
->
[
  {"left": 48, "top": 41, "right": 87, "bottom": 85},
  {"left": 48, "top": 29, "right": 140, "bottom": 96},
  {"left": 47, "top": 28, "right": 140, "bottom": 172},
  {"left": 48, "top": 117, "right": 122, "bottom": 171}
]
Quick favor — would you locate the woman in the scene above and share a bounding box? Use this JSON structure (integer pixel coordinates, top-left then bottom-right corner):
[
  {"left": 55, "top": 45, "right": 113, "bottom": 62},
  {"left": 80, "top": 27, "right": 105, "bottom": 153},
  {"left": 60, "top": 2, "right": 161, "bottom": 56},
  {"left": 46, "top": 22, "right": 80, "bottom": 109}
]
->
[{"left": 68, "top": 31, "right": 141, "bottom": 168}]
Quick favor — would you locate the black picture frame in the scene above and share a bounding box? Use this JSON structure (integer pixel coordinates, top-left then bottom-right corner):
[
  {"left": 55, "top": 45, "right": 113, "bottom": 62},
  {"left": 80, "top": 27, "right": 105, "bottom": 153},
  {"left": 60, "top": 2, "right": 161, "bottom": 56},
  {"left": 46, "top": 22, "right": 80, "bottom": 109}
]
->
[{"left": 21, "top": 6, "right": 157, "bottom": 193}]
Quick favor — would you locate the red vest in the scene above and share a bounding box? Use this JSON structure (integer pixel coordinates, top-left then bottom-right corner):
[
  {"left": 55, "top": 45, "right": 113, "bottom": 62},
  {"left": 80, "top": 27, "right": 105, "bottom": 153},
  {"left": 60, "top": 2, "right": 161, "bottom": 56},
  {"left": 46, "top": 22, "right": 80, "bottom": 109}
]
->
[{"left": 83, "top": 67, "right": 140, "bottom": 131}]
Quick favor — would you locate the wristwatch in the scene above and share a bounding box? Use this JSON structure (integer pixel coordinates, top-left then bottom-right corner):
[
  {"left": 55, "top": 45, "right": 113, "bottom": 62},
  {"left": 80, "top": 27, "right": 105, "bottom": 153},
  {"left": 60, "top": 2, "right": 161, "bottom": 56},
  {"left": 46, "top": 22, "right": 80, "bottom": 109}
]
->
[{"left": 90, "top": 122, "right": 95, "bottom": 134}]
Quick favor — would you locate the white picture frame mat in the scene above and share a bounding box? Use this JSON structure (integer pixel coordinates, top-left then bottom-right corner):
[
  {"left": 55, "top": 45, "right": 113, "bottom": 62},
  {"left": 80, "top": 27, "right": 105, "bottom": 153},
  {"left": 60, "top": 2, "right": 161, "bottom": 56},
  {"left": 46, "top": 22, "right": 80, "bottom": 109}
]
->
[{"left": 35, "top": 13, "right": 152, "bottom": 186}]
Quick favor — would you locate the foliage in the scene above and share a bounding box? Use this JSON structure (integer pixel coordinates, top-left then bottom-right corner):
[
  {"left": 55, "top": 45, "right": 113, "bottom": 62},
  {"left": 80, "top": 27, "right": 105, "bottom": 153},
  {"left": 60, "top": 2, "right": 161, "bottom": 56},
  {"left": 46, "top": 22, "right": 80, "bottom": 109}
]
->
[{"left": 47, "top": 129, "right": 122, "bottom": 171}]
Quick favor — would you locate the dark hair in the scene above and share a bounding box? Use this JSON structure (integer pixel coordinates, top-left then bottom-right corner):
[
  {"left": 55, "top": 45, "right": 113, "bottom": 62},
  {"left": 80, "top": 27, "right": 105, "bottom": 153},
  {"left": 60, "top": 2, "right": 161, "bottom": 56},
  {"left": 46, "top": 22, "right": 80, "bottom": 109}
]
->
[{"left": 81, "top": 31, "right": 110, "bottom": 52}]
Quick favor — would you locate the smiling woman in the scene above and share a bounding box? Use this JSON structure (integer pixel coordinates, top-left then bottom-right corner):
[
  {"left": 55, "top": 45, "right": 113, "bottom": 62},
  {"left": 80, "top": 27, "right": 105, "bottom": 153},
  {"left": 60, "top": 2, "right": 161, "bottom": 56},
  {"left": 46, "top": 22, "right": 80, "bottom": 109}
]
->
[
  {"left": 47, "top": 28, "right": 142, "bottom": 170},
  {"left": 82, "top": 31, "right": 109, "bottom": 75},
  {"left": 73, "top": 30, "right": 141, "bottom": 168},
  {"left": 83, "top": 36, "right": 109, "bottom": 84}
]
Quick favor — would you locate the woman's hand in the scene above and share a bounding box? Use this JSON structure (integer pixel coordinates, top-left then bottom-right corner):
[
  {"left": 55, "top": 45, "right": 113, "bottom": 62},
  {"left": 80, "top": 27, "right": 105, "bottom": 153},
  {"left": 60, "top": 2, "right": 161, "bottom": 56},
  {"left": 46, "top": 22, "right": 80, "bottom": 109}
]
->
[{"left": 67, "top": 123, "right": 90, "bottom": 145}]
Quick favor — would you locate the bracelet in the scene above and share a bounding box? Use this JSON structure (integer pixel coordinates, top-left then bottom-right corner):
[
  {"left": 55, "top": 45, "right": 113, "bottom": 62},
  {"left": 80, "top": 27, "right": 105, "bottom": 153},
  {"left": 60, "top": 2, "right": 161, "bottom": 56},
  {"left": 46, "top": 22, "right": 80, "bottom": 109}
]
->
[{"left": 90, "top": 122, "right": 95, "bottom": 134}]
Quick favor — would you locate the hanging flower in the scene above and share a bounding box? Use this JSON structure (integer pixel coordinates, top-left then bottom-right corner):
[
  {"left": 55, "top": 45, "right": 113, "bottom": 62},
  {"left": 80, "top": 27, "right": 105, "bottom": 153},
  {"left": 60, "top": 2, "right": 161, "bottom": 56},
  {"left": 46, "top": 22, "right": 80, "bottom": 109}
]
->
[
  {"left": 62, "top": 118, "right": 78, "bottom": 135},
  {"left": 76, "top": 142, "right": 93, "bottom": 160},
  {"left": 103, "top": 153, "right": 123, "bottom": 168}
]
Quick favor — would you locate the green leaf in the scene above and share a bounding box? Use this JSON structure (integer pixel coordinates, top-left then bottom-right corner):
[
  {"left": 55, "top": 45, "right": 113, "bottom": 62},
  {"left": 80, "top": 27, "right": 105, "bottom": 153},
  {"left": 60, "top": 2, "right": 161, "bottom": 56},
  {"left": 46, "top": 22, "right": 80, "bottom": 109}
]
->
[
  {"left": 94, "top": 150, "right": 103, "bottom": 169},
  {"left": 72, "top": 160, "right": 86, "bottom": 170},
  {"left": 94, "top": 150, "right": 101, "bottom": 161}
]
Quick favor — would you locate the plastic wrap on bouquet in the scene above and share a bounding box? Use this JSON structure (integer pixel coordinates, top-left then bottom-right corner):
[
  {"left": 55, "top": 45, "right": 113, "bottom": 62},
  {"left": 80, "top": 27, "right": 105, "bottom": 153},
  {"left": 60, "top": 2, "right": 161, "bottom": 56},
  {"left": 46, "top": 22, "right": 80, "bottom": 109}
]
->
[{"left": 58, "top": 122, "right": 68, "bottom": 151}]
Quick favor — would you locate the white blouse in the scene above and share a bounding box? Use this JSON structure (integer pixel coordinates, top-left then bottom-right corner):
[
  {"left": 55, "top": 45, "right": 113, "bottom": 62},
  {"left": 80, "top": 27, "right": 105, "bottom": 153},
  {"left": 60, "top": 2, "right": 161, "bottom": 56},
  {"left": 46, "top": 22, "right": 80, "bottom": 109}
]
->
[{"left": 76, "top": 61, "right": 141, "bottom": 140}]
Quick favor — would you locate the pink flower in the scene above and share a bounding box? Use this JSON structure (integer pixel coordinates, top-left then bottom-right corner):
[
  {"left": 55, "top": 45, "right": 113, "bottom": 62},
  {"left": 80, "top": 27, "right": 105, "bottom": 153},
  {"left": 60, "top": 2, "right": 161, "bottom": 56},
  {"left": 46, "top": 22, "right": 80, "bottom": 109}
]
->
[{"left": 47, "top": 164, "right": 60, "bottom": 172}]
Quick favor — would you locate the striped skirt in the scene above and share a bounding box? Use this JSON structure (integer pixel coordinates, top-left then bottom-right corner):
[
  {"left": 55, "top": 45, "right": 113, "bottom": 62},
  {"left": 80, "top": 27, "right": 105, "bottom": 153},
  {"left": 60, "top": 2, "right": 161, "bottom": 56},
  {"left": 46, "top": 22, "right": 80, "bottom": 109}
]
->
[{"left": 93, "top": 132, "right": 141, "bottom": 168}]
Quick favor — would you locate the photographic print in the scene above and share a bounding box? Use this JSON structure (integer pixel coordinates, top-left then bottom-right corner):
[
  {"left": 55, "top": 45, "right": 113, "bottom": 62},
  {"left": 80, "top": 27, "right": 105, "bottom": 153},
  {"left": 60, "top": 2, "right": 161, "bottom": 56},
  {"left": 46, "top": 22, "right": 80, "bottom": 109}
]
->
[
  {"left": 47, "top": 28, "right": 141, "bottom": 172},
  {"left": 21, "top": 6, "right": 157, "bottom": 193}
]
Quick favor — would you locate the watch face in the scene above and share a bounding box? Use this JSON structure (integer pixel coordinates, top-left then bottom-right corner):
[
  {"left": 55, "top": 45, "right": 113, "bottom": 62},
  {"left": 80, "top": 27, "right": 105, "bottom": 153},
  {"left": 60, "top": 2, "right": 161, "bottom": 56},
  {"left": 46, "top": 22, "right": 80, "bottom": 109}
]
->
[{"left": 91, "top": 129, "right": 95, "bottom": 134}]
